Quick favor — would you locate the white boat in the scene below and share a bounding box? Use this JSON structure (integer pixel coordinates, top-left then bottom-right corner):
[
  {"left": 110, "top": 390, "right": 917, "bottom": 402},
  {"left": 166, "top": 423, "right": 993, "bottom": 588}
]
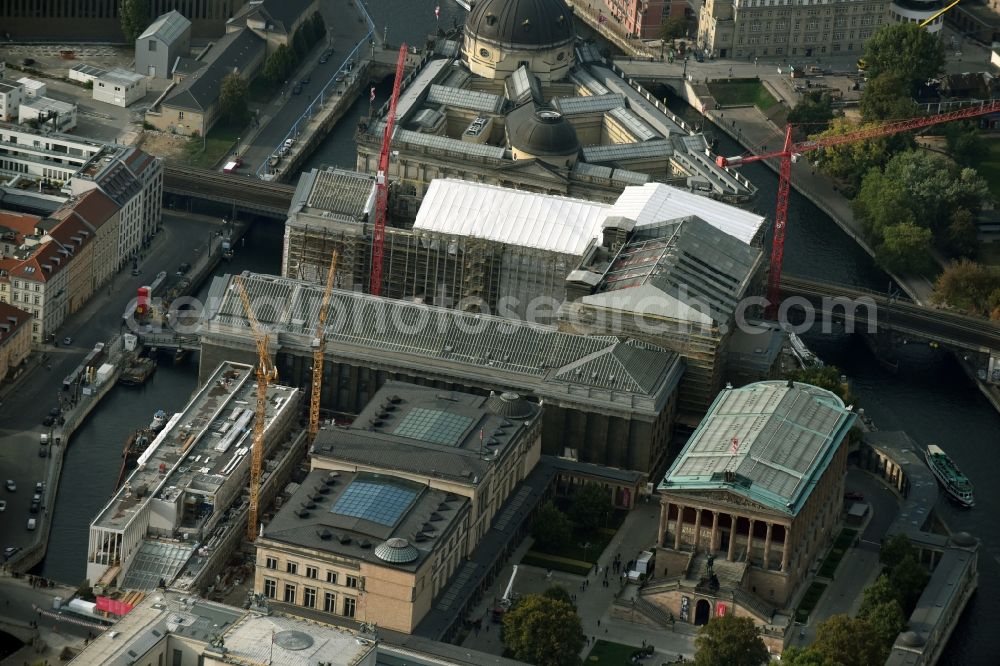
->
[
  {"left": 150, "top": 409, "right": 168, "bottom": 431},
  {"left": 789, "top": 332, "right": 823, "bottom": 369},
  {"left": 453, "top": 0, "right": 471, "bottom": 10},
  {"left": 924, "top": 444, "right": 974, "bottom": 508}
]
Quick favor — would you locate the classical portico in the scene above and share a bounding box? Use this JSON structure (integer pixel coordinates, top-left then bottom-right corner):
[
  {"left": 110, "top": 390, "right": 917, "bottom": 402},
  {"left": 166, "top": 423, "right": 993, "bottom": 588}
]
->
[{"left": 646, "top": 380, "right": 856, "bottom": 616}]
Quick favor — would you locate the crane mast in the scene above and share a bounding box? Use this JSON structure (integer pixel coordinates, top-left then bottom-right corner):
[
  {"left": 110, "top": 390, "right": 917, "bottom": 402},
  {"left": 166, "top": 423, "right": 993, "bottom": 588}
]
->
[
  {"left": 370, "top": 44, "right": 409, "bottom": 296},
  {"left": 233, "top": 275, "right": 278, "bottom": 542},
  {"left": 715, "top": 100, "right": 1000, "bottom": 316},
  {"left": 309, "top": 251, "right": 339, "bottom": 445}
]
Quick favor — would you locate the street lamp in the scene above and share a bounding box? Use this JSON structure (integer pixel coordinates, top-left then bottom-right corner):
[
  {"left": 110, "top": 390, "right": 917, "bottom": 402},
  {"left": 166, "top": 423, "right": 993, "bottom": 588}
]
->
[{"left": 236, "top": 136, "right": 241, "bottom": 156}]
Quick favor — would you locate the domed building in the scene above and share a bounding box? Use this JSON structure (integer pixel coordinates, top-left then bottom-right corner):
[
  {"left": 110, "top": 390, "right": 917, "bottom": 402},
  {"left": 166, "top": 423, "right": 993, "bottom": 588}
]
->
[
  {"left": 505, "top": 104, "right": 580, "bottom": 167},
  {"left": 463, "top": 0, "right": 576, "bottom": 82}
]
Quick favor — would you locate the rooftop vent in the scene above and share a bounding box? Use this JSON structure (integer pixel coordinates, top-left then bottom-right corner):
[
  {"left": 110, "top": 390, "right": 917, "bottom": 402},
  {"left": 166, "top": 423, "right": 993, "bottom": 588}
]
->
[
  {"left": 389, "top": 395, "right": 402, "bottom": 404},
  {"left": 429, "top": 512, "right": 443, "bottom": 522},
  {"left": 437, "top": 502, "right": 451, "bottom": 511},
  {"left": 413, "top": 533, "right": 428, "bottom": 543},
  {"left": 295, "top": 509, "right": 311, "bottom": 518},
  {"left": 314, "top": 485, "right": 331, "bottom": 495},
  {"left": 359, "top": 539, "right": 372, "bottom": 549},
  {"left": 339, "top": 534, "right": 352, "bottom": 545},
  {"left": 371, "top": 419, "right": 384, "bottom": 428},
  {"left": 317, "top": 528, "right": 333, "bottom": 540},
  {"left": 301, "top": 501, "right": 317, "bottom": 510}
]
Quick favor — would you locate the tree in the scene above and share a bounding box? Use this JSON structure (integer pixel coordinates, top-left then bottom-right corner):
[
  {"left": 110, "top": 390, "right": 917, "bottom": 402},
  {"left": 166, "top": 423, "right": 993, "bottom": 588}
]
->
[
  {"left": 933, "top": 260, "right": 1000, "bottom": 317},
  {"left": 502, "top": 594, "right": 584, "bottom": 666},
  {"left": 944, "top": 121, "right": 988, "bottom": 168},
  {"left": 890, "top": 554, "right": 930, "bottom": 614},
  {"left": 854, "top": 170, "right": 914, "bottom": 241},
  {"left": 863, "top": 23, "right": 945, "bottom": 92},
  {"left": 877, "top": 222, "right": 934, "bottom": 274},
  {"left": 119, "top": 0, "right": 151, "bottom": 43},
  {"left": 693, "top": 614, "right": 769, "bottom": 666},
  {"left": 879, "top": 533, "right": 916, "bottom": 570},
  {"left": 310, "top": 11, "right": 327, "bottom": 43},
  {"left": 264, "top": 44, "right": 296, "bottom": 85},
  {"left": 811, "top": 614, "right": 887, "bottom": 666},
  {"left": 859, "top": 72, "right": 917, "bottom": 122},
  {"left": 784, "top": 365, "right": 851, "bottom": 402},
  {"left": 813, "top": 118, "right": 903, "bottom": 192},
  {"left": 660, "top": 16, "right": 688, "bottom": 42},
  {"left": 787, "top": 91, "right": 835, "bottom": 134},
  {"left": 879, "top": 151, "right": 989, "bottom": 233},
  {"left": 568, "top": 483, "right": 612, "bottom": 534},
  {"left": 780, "top": 647, "right": 841, "bottom": 666},
  {"left": 861, "top": 599, "right": 906, "bottom": 647},
  {"left": 542, "top": 585, "right": 574, "bottom": 606},
  {"left": 532, "top": 501, "right": 573, "bottom": 551},
  {"left": 946, "top": 208, "right": 979, "bottom": 258},
  {"left": 292, "top": 27, "right": 309, "bottom": 59},
  {"left": 219, "top": 72, "right": 250, "bottom": 126}
]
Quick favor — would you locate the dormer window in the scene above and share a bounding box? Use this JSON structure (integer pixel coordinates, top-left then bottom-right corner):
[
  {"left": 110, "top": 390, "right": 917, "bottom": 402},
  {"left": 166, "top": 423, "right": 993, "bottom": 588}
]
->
[{"left": 485, "top": 13, "right": 497, "bottom": 26}]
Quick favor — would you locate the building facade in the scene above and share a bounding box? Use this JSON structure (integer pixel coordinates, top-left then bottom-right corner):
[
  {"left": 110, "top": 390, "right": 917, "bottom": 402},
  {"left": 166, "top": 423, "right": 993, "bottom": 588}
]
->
[
  {"left": 93, "top": 68, "right": 148, "bottom": 107},
  {"left": 226, "top": 0, "right": 319, "bottom": 55},
  {"left": 638, "top": 381, "right": 855, "bottom": 652},
  {"left": 18, "top": 96, "right": 77, "bottom": 132},
  {"left": 0, "top": 0, "right": 247, "bottom": 40},
  {"left": 0, "top": 124, "right": 104, "bottom": 183},
  {"left": 698, "top": 0, "right": 892, "bottom": 59},
  {"left": 0, "top": 302, "right": 31, "bottom": 382},
  {"left": 136, "top": 10, "right": 192, "bottom": 79},
  {"left": 62, "top": 189, "right": 122, "bottom": 295},
  {"left": 0, "top": 81, "right": 22, "bottom": 122}
]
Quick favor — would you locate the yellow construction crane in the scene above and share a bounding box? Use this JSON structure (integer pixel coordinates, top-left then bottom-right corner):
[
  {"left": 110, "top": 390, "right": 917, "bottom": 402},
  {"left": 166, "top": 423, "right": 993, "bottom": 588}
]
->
[
  {"left": 309, "top": 251, "right": 339, "bottom": 445},
  {"left": 920, "top": 0, "right": 960, "bottom": 26},
  {"left": 233, "top": 275, "right": 278, "bottom": 542}
]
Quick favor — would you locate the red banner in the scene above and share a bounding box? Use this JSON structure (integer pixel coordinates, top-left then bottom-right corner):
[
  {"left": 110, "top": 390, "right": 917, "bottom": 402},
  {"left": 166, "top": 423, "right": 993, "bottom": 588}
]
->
[
  {"left": 96, "top": 596, "right": 134, "bottom": 616},
  {"left": 716, "top": 603, "right": 727, "bottom": 617}
]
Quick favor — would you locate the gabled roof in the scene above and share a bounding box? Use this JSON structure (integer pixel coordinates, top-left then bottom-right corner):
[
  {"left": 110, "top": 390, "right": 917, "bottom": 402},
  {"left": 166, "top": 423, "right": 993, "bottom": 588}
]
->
[
  {"left": 9, "top": 240, "right": 69, "bottom": 282},
  {"left": 163, "top": 29, "right": 265, "bottom": 112},
  {"left": 0, "top": 210, "right": 42, "bottom": 241},
  {"left": 65, "top": 189, "right": 120, "bottom": 231},
  {"left": 227, "top": 0, "right": 315, "bottom": 35},
  {"left": 0, "top": 302, "right": 31, "bottom": 347},
  {"left": 659, "top": 381, "right": 856, "bottom": 515},
  {"left": 551, "top": 338, "right": 672, "bottom": 395},
  {"left": 138, "top": 10, "right": 191, "bottom": 44}
]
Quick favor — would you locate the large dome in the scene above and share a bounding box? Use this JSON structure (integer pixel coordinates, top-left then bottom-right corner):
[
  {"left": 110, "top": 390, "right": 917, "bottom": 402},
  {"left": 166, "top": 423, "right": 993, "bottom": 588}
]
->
[
  {"left": 466, "top": 0, "right": 575, "bottom": 48},
  {"left": 506, "top": 105, "right": 580, "bottom": 158}
]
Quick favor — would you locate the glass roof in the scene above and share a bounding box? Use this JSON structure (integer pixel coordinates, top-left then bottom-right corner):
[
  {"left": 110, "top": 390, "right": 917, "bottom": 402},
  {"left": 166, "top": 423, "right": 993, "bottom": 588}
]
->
[
  {"left": 393, "top": 408, "right": 473, "bottom": 446},
  {"left": 331, "top": 479, "right": 419, "bottom": 527}
]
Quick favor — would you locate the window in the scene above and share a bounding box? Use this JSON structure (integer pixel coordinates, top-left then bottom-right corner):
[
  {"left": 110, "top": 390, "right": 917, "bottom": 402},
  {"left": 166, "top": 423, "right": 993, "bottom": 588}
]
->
[
  {"left": 286, "top": 562, "right": 298, "bottom": 575},
  {"left": 324, "top": 592, "right": 337, "bottom": 613},
  {"left": 326, "top": 571, "right": 338, "bottom": 584},
  {"left": 306, "top": 566, "right": 318, "bottom": 579},
  {"left": 172, "top": 649, "right": 182, "bottom": 666},
  {"left": 345, "top": 575, "right": 359, "bottom": 589},
  {"left": 149, "top": 40, "right": 157, "bottom": 51},
  {"left": 263, "top": 578, "right": 276, "bottom": 598},
  {"left": 178, "top": 111, "right": 184, "bottom": 120},
  {"left": 265, "top": 556, "right": 277, "bottom": 570},
  {"left": 284, "top": 583, "right": 296, "bottom": 604},
  {"left": 303, "top": 587, "right": 316, "bottom": 608},
  {"left": 343, "top": 597, "right": 356, "bottom": 618}
]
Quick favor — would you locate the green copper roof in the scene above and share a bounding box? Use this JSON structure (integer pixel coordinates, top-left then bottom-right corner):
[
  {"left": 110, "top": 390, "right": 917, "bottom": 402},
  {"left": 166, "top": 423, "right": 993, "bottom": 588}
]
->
[{"left": 658, "top": 380, "right": 856, "bottom": 515}]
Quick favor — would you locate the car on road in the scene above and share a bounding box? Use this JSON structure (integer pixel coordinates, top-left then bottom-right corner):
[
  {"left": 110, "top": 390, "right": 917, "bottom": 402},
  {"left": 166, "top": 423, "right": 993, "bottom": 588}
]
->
[
  {"left": 0, "top": 500, "right": 5, "bottom": 511},
  {"left": 844, "top": 491, "right": 864, "bottom": 501},
  {"left": 35, "top": 482, "right": 44, "bottom": 493},
  {"left": 319, "top": 56, "right": 328, "bottom": 64},
  {"left": 43, "top": 415, "right": 56, "bottom": 427},
  {"left": 292, "top": 83, "right": 303, "bottom": 95},
  {"left": 5, "top": 480, "right": 15, "bottom": 492},
  {"left": 176, "top": 262, "right": 191, "bottom": 275},
  {"left": 3, "top": 546, "right": 19, "bottom": 560},
  {"left": 132, "top": 267, "right": 141, "bottom": 276},
  {"left": 21, "top": 58, "right": 35, "bottom": 66},
  {"left": 335, "top": 74, "right": 345, "bottom": 83},
  {"left": 39, "top": 445, "right": 48, "bottom": 458},
  {"left": 301, "top": 75, "right": 310, "bottom": 85},
  {"left": 62, "top": 336, "right": 72, "bottom": 346},
  {"left": 49, "top": 406, "right": 61, "bottom": 417},
  {"left": 26, "top": 518, "right": 36, "bottom": 530},
  {"left": 30, "top": 501, "right": 40, "bottom": 514}
]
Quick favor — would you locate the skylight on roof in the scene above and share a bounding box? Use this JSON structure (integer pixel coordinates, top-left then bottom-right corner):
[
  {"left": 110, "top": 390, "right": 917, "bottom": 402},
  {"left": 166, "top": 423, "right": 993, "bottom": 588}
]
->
[
  {"left": 331, "top": 479, "right": 418, "bottom": 527},
  {"left": 393, "top": 408, "right": 473, "bottom": 446}
]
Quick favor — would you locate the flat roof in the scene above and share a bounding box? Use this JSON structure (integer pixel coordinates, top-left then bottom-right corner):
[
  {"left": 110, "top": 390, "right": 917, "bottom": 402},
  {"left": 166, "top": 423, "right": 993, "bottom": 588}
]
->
[
  {"left": 312, "top": 381, "right": 540, "bottom": 483},
  {"left": 297, "top": 168, "right": 376, "bottom": 219},
  {"left": 263, "top": 469, "right": 469, "bottom": 572},
  {"left": 98, "top": 68, "right": 145, "bottom": 85},
  {"left": 659, "top": 380, "right": 856, "bottom": 515},
  {"left": 92, "top": 361, "right": 298, "bottom": 531},
  {"left": 21, "top": 96, "right": 75, "bottom": 113}
]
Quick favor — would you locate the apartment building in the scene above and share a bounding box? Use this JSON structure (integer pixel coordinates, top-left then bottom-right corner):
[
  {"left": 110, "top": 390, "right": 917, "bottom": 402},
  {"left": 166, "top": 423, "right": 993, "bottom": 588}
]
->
[
  {"left": 0, "top": 81, "right": 22, "bottom": 122},
  {"left": 0, "top": 123, "right": 103, "bottom": 183},
  {"left": 0, "top": 302, "right": 31, "bottom": 382},
  {"left": 59, "top": 190, "right": 122, "bottom": 296},
  {"left": 698, "top": 0, "right": 891, "bottom": 59}
]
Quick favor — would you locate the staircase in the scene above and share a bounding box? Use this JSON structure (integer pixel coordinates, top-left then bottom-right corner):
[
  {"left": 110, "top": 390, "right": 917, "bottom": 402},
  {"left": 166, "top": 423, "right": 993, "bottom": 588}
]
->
[
  {"left": 686, "top": 552, "right": 748, "bottom": 589},
  {"left": 634, "top": 596, "right": 675, "bottom": 629},
  {"left": 731, "top": 588, "right": 776, "bottom": 622}
]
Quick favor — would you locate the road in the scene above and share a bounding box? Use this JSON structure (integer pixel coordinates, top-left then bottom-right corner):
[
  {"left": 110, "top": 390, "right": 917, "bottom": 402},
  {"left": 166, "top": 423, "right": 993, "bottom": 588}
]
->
[
  {"left": 0, "top": 212, "right": 221, "bottom": 563},
  {"left": 237, "top": 0, "right": 373, "bottom": 175}
]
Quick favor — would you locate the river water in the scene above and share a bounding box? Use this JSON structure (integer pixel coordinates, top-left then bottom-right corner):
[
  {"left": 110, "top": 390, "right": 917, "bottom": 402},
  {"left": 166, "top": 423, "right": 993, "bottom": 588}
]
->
[{"left": 43, "top": 3, "right": 997, "bottom": 661}]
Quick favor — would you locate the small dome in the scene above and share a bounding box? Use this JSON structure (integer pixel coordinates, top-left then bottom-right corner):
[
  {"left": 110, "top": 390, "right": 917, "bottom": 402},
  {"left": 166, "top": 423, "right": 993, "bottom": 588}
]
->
[
  {"left": 375, "top": 537, "right": 419, "bottom": 564},
  {"left": 506, "top": 105, "right": 580, "bottom": 157},
  {"left": 466, "top": 0, "right": 574, "bottom": 48},
  {"left": 950, "top": 531, "right": 976, "bottom": 547},
  {"left": 485, "top": 391, "right": 535, "bottom": 418},
  {"left": 897, "top": 631, "right": 925, "bottom": 648}
]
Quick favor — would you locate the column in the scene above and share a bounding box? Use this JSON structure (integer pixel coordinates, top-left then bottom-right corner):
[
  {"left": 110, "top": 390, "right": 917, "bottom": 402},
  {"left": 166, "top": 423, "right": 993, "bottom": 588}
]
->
[
  {"left": 780, "top": 526, "right": 791, "bottom": 572},
  {"left": 674, "top": 505, "right": 684, "bottom": 551},
  {"left": 727, "top": 514, "right": 737, "bottom": 561},
  {"left": 710, "top": 511, "right": 719, "bottom": 553},
  {"left": 692, "top": 508, "right": 703, "bottom": 553},
  {"left": 658, "top": 501, "right": 669, "bottom": 547},
  {"left": 745, "top": 519, "right": 755, "bottom": 562},
  {"left": 763, "top": 522, "right": 773, "bottom": 570}
]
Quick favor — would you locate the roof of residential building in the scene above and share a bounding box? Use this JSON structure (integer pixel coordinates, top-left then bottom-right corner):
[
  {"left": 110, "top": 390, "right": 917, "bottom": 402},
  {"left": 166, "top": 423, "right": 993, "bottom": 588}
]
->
[
  {"left": 162, "top": 29, "right": 265, "bottom": 112},
  {"left": 0, "top": 210, "right": 42, "bottom": 241},
  {"left": 312, "top": 381, "right": 540, "bottom": 484},
  {"left": 658, "top": 380, "right": 856, "bottom": 515},
  {"left": 171, "top": 56, "right": 207, "bottom": 78},
  {"left": 227, "top": 0, "right": 315, "bottom": 35},
  {"left": 0, "top": 302, "right": 31, "bottom": 347},
  {"left": 9, "top": 240, "right": 69, "bottom": 282},
  {"left": 138, "top": 9, "right": 192, "bottom": 44},
  {"left": 64, "top": 189, "right": 119, "bottom": 230}
]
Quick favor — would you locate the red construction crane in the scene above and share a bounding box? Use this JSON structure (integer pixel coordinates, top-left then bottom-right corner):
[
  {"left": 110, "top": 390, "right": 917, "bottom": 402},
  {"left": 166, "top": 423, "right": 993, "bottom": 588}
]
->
[
  {"left": 370, "top": 43, "right": 408, "bottom": 296},
  {"left": 716, "top": 100, "right": 1000, "bottom": 317}
]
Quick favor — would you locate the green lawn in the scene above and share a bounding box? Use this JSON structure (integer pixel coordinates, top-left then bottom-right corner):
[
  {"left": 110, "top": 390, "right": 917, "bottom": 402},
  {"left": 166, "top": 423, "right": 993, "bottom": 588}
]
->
[
  {"left": 707, "top": 78, "right": 779, "bottom": 111},
  {"left": 183, "top": 121, "right": 245, "bottom": 169},
  {"left": 817, "top": 528, "right": 857, "bottom": 579},
  {"left": 521, "top": 552, "right": 592, "bottom": 576},
  {"left": 795, "top": 581, "right": 828, "bottom": 624},
  {"left": 532, "top": 527, "right": 615, "bottom": 565},
  {"left": 586, "top": 640, "right": 639, "bottom": 666},
  {"left": 979, "top": 138, "right": 1000, "bottom": 199}
]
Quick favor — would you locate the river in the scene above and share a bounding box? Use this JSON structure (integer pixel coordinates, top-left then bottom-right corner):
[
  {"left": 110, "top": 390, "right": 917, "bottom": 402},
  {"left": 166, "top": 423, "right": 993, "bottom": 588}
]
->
[{"left": 43, "top": 3, "right": 998, "bottom": 661}]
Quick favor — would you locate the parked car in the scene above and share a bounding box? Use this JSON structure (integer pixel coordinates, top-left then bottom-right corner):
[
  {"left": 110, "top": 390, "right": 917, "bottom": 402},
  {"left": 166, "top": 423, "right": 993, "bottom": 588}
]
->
[
  {"left": 26, "top": 518, "right": 36, "bottom": 531},
  {"left": 49, "top": 406, "right": 61, "bottom": 417},
  {"left": 844, "top": 491, "right": 864, "bottom": 501},
  {"left": 319, "top": 56, "right": 329, "bottom": 64},
  {"left": 38, "top": 445, "right": 48, "bottom": 458},
  {"left": 5, "top": 480, "right": 15, "bottom": 492},
  {"left": 62, "top": 336, "right": 73, "bottom": 346},
  {"left": 3, "top": 546, "right": 18, "bottom": 560},
  {"left": 176, "top": 262, "right": 191, "bottom": 275},
  {"left": 30, "top": 501, "right": 40, "bottom": 514},
  {"left": 21, "top": 58, "right": 35, "bottom": 66},
  {"left": 0, "top": 500, "right": 6, "bottom": 512},
  {"left": 301, "top": 75, "right": 310, "bottom": 85},
  {"left": 43, "top": 415, "right": 56, "bottom": 427},
  {"left": 132, "top": 267, "right": 141, "bottom": 276},
  {"left": 292, "top": 83, "right": 303, "bottom": 95},
  {"left": 35, "top": 482, "right": 44, "bottom": 493}
]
